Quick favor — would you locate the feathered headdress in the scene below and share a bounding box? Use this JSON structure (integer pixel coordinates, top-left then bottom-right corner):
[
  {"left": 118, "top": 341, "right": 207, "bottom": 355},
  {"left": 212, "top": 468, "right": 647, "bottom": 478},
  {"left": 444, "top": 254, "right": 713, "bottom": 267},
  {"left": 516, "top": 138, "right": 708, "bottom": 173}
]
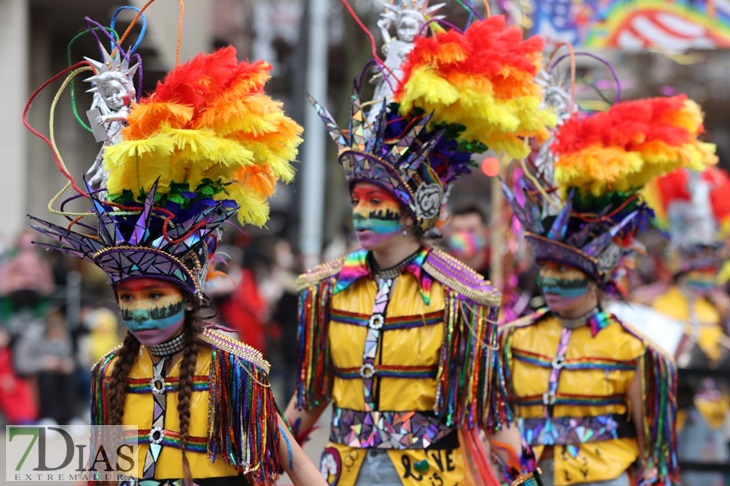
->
[
  {"left": 30, "top": 41, "right": 302, "bottom": 300},
  {"left": 311, "top": 15, "right": 555, "bottom": 237},
  {"left": 647, "top": 166, "right": 730, "bottom": 274},
  {"left": 505, "top": 80, "right": 716, "bottom": 289}
]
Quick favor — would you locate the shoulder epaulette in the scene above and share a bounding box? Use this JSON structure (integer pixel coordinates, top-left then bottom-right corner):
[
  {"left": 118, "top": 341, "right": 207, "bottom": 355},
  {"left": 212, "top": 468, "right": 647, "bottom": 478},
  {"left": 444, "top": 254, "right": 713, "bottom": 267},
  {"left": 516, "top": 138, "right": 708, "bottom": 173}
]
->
[
  {"left": 500, "top": 308, "right": 549, "bottom": 331},
  {"left": 89, "top": 345, "right": 122, "bottom": 376},
  {"left": 296, "top": 256, "right": 346, "bottom": 291},
  {"left": 423, "top": 248, "right": 501, "bottom": 307},
  {"left": 200, "top": 327, "right": 271, "bottom": 375}
]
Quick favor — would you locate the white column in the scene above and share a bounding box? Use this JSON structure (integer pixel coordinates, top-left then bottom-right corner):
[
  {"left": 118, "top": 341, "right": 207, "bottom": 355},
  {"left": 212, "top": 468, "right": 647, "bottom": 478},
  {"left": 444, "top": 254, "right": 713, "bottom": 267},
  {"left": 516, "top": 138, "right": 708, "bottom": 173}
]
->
[
  {"left": 0, "top": 0, "right": 29, "bottom": 244},
  {"left": 299, "top": 0, "right": 329, "bottom": 268}
]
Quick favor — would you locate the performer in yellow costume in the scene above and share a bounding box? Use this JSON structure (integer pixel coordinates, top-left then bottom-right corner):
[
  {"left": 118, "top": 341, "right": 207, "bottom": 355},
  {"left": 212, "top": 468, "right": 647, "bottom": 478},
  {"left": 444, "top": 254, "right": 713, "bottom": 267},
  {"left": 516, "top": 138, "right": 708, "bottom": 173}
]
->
[
  {"left": 640, "top": 166, "right": 730, "bottom": 486},
  {"left": 500, "top": 80, "right": 716, "bottom": 485},
  {"left": 26, "top": 5, "right": 325, "bottom": 485},
  {"left": 285, "top": 8, "right": 556, "bottom": 486}
]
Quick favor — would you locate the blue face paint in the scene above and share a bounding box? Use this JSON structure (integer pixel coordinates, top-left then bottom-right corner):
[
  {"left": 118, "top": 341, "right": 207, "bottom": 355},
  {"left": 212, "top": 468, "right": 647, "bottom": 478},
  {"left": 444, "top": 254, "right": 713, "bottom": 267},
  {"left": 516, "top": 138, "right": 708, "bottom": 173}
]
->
[
  {"left": 121, "top": 301, "right": 185, "bottom": 345},
  {"left": 537, "top": 276, "right": 590, "bottom": 299},
  {"left": 685, "top": 279, "right": 716, "bottom": 292}
]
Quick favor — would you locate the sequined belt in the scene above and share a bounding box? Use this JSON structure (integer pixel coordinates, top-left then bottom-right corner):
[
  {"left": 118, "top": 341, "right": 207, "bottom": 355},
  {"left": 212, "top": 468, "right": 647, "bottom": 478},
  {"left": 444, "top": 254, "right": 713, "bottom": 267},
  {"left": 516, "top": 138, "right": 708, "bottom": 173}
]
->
[
  {"left": 117, "top": 477, "right": 242, "bottom": 486},
  {"left": 330, "top": 406, "right": 453, "bottom": 449},
  {"left": 519, "top": 413, "right": 636, "bottom": 446}
]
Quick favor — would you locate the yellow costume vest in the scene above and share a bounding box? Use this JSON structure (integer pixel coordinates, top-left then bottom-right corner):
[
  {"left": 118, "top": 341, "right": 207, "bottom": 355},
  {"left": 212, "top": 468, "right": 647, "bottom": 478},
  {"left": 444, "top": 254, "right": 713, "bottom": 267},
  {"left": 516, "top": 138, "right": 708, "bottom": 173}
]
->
[
  {"left": 651, "top": 285, "right": 729, "bottom": 430},
  {"left": 90, "top": 326, "right": 279, "bottom": 484},
  {"left": 297, "top": 248, "right": 503, "bottom": 486},
  {"left": 500, "top": 311, "right": 678, "bottom": 486},
  {"left": 652, "top": 285, "right": 724, "bottom": 365}
]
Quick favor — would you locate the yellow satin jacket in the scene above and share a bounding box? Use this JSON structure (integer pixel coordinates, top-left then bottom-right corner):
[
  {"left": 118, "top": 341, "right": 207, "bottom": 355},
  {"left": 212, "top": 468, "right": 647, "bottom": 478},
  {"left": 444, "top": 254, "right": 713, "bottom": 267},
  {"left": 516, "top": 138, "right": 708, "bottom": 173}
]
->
[
  {"left": 651, "top": 285, "right": 729, "bottom": 429},
  {"left": 652, "top": 286, "right": 724, "bottom": 365},
  {"left": 296, "top": 248, "right": 503, "bottom": 486},
  {"left": 501, "top": 312, "right": 669, "bottom": 486},
  {"left": 90, "top": 326, "right": 279, "bottom": 484}
]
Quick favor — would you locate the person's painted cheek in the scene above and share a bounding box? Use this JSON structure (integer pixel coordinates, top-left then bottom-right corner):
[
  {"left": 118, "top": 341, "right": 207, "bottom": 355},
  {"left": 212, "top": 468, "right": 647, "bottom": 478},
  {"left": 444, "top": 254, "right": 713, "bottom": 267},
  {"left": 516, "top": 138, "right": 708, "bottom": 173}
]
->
[
  {"left": 351, "top": 187, "right": 404, "bottom": 248},
  {"left": 537, "top": 264, "right": 593, "bottom": 313},
  {"left": 684, "top": 270, "right": 717, "bottom": 294},
  {"left": 537, "top": 275, "right": 591, "bottom": 299},
  {"left": 120, "top": 293, "right": 185, "bottom": 346}
]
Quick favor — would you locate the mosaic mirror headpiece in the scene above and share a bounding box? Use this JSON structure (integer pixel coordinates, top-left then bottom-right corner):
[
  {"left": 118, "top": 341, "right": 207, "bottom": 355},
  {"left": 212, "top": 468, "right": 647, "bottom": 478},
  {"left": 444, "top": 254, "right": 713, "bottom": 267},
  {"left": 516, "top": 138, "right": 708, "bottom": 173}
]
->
[
  {"left": 27, "top": 13, "right": 302, "bottom": 301},
  {"left": 311, "top": 15, "right": 556, "bottom": 237},
  {"left": 649, "top": 166, "right": 730, "bottom": 274},
  {"left": 504, "top": 55, "right": 717, "bottom": 291}
]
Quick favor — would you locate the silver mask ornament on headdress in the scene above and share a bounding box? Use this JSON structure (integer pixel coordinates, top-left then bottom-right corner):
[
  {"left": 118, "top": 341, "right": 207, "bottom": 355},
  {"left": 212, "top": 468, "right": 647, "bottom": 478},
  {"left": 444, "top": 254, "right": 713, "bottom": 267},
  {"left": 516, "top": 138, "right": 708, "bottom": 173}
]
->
[
  {"left": 368, "top": 0, "right": 444, "bottom": 126},
  {"left": 84, "top": 44, "right": 139, "bottom": 190}
]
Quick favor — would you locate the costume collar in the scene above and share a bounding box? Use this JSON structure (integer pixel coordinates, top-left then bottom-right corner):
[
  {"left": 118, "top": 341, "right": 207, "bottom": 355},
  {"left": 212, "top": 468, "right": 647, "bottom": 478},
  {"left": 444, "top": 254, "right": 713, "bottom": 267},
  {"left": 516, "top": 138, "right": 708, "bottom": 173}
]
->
[
  {"left": 549, "top": 308, "right": 613, "bottom": 338},
  {"left": 334, "top": 247, "right": 433, "bottom": 304}
]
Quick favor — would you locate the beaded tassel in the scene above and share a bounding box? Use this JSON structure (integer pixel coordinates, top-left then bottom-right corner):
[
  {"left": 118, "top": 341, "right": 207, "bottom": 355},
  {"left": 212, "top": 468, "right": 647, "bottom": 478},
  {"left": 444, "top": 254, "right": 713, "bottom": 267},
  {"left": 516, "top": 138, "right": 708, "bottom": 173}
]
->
[
  {"left": 88, "top": 353, "right": 117, "bottom": 486},
  {"left": 296, "top": 277, "right": 334, "bottom": 410},
  {"left": 207, "top": 348, "right": 281, "bottom": 483},
  {"left": 90, "top": 354, "right": 115, "bottom": 425},
  {"left": 638, "top": 342, "right": 680, "bottom": 485},
  {"left": 435, "top": 289, "right": 503, "bottom": 431}
]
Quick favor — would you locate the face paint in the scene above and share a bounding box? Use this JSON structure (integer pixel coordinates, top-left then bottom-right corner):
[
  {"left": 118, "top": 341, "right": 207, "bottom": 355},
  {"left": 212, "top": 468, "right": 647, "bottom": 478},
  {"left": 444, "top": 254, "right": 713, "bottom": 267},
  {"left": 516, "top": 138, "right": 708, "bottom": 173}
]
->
[
  {"left": 538, "top": 263, "right": 593, "bottom": 314},
  {"left": 684, "top": 269, "right": 717, "bottom": 295},
  {"left": 537, "top": 276, "right": 591, "bottom": 299},
  {"left": 117, "top": 278, "right": 186, "bottom": 346},
  {"left": 351, "top": 183, "right": 404, "bottom": 250}
]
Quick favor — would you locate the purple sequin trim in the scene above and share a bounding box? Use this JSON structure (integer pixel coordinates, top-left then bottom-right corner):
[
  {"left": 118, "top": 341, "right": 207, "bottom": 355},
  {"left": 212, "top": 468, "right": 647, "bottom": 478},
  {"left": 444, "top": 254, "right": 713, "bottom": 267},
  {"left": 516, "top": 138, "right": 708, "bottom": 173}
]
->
[
  {"left": 519, "top": 414, "right": 635, "bottom": 446},
  {"left": 330, "top": 406, "right": 452, "bottom": 449}
]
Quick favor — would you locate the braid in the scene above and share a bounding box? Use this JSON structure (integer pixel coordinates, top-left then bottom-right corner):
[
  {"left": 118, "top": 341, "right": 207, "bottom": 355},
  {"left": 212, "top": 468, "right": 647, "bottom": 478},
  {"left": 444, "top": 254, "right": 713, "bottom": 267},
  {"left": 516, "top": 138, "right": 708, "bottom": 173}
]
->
[
  {"left": 107, "top": 332, "right": 141, "bottom": 426},
  {"left": 177, "top": 311, "right": 203, "bottom": 485}
]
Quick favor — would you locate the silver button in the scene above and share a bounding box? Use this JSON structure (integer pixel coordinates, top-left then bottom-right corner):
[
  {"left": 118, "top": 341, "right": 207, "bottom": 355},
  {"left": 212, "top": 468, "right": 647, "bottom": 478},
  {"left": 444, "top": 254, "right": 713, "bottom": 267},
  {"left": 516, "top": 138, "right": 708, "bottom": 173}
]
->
[
  {"left": 542, "top": 390, "right": 557, "bottom": 406},
  {"left": 360, "top": 363, "right": 376, "bottom": 379},
  {"left": 551, "top": 355, "right": 566, "bottom": 369},
  {"left": 368, "top": 313, "right": 385, "bottom": 330}
]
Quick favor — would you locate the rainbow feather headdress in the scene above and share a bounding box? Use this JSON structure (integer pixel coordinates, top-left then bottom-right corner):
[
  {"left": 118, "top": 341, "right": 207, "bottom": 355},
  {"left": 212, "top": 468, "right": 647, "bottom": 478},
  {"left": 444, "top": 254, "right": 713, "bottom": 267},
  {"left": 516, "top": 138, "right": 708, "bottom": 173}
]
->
[
  {"left": 311, "top": 15, "right": 555, "bottom": 236},
  {"left": 505, "top": 87, "right": 717, "bottom": 289},
  {"left": 648, "top": 166, "right": 730, "bottom": 274},
  {"left": 29, "top": 22, "right": 302, "bottom": 300}
]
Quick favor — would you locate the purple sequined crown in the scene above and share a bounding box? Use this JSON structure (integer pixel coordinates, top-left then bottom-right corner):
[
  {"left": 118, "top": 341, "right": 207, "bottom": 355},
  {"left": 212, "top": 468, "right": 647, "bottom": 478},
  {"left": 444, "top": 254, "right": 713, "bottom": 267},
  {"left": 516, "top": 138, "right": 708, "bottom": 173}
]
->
[
  {"left": 31, "top": 182, "right": 236, "bottom": 300},
  {"left": 309, "top": 86, "right": 474, "bottom": 237}
]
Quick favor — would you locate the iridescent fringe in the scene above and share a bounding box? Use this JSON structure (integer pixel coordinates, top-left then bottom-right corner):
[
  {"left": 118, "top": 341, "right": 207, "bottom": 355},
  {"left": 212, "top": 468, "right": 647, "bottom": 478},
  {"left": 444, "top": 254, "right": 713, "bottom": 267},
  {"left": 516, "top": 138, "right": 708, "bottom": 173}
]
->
[
  {"left": 90, "top": 353, "right": 116, "bottom": 425},
  {"left": 436, "top": 289, "right": 505, "bottom": 431},
  {"left": 295, "top": 277, "right": 335, "bottom": 410},
  {"left": 207, "top": 348, "right": 281, "bottom": 483},
  {"left": 636, "top": 340, "right": 679, "bottom": 485},
  {"left": 87, "top": 353, "right": 120, "bottom": 486}
]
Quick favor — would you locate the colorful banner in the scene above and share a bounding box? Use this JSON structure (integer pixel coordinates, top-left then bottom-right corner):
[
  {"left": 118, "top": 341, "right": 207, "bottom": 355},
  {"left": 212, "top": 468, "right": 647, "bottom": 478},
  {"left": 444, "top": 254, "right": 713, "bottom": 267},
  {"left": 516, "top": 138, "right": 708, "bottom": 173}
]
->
[{"left": 501, "top": 0, "right": 730, "bottom": 51}]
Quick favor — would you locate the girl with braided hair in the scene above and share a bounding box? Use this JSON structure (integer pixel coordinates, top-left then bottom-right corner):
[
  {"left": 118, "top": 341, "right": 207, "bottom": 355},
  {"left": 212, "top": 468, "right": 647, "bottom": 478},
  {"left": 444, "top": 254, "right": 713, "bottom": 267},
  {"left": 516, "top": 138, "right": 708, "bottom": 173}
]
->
[
  {"left": 87, "top": 277, "right": 325, "bottom": 485},
  {"left": 27, "top": 10, "right": 325, "bottom": 485}
]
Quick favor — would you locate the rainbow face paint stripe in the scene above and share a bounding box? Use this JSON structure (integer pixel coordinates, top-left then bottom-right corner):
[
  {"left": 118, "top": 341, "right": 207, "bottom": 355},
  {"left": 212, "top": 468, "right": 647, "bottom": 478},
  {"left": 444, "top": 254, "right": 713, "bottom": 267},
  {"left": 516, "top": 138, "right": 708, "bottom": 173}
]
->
[
  {"left": 117, "top": 278, "right": 186, "bottom": 346},
  {"left": 351, "top": 184, "right": 403, "bottom": 249},
  {"left": 537, "top": 276, "right": 590, "bottom": 299},
  {"left": 684, "top": 270, "right": 717, "bottom": 294},
  {"left": 121, "top": 300, "right": 185, "bottom": 330}
]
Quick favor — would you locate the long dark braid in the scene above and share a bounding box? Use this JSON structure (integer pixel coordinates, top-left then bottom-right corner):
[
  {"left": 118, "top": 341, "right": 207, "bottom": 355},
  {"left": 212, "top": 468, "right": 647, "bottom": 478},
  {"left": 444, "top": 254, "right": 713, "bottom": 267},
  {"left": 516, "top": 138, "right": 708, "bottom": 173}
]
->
[
  {"left": 107, "top": 332, "right": 141, "bottom": 426},
  {"left": 177, "top": 311, "right": 203, "bottom": 485}
]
